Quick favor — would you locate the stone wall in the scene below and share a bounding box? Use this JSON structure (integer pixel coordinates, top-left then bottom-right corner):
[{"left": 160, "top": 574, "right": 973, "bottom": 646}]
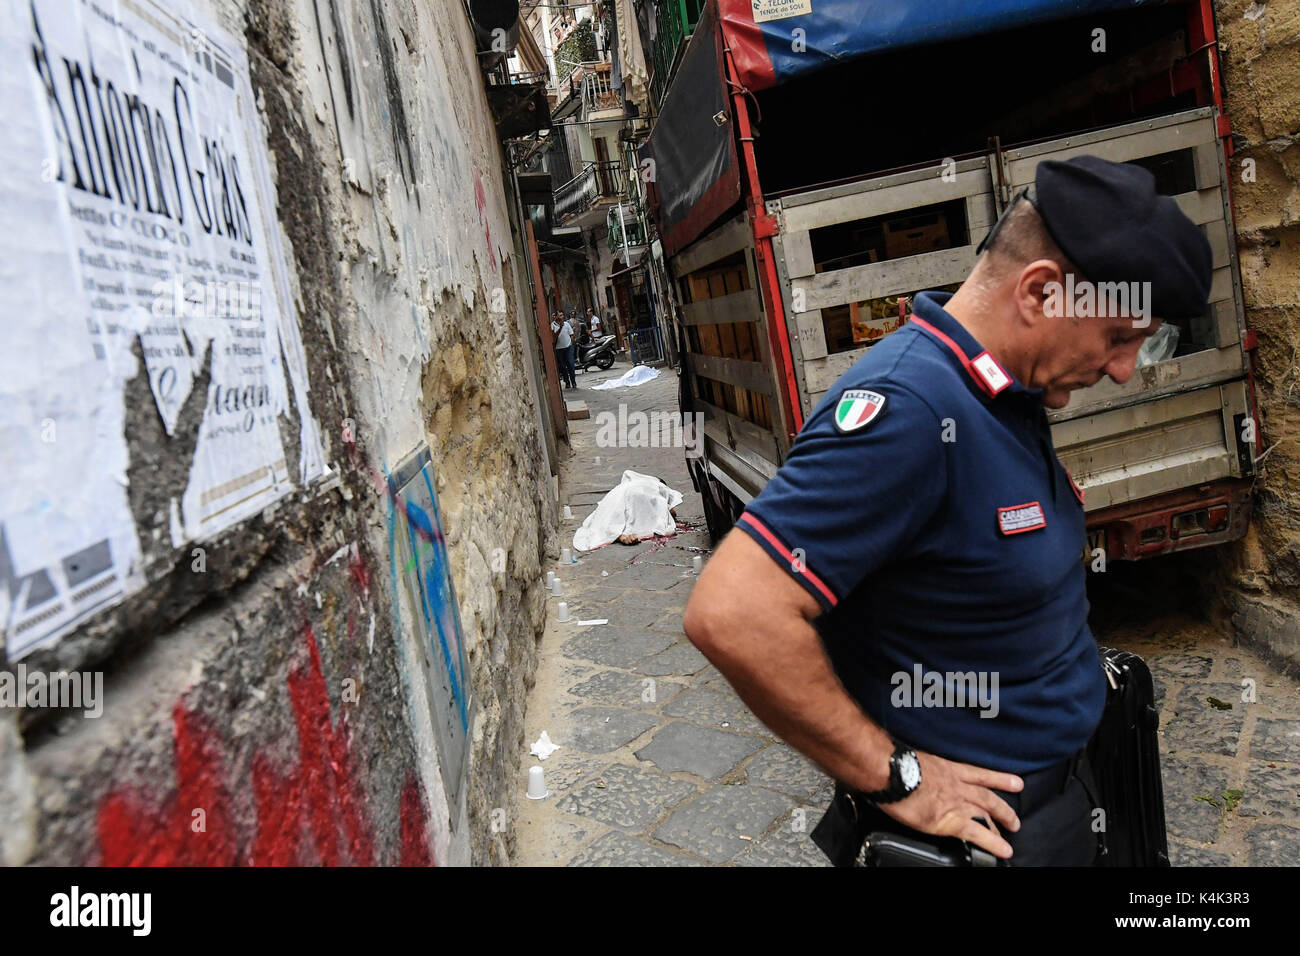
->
[
  {"left": 1, "top": 0, "right": 555, "bottom": 866},
  {"left": 1217, "top": 0, "right": 1300, "bottom": 670}
]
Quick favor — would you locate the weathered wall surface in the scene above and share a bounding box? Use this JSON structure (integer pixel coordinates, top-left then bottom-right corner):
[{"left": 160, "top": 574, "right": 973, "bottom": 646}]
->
[
  {"left": 1217, "top": 0, "right": 1300, "bottom": 669},
  {"left": 545, "top": 255, "right": 595, "bottom": 316},
  {"left": 2, "top": 0, "right": 554, "bottom": 866}
]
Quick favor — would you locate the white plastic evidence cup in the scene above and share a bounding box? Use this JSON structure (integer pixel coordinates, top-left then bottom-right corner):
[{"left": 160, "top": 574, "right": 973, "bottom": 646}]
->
[{"left": 526, "top": 765, "right": 548, "bottom": 800}]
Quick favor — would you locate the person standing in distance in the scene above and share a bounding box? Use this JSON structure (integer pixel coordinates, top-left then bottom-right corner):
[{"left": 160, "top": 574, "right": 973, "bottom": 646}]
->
[{"left": 551, "top": 310, "right": 576, "bottom": 389}]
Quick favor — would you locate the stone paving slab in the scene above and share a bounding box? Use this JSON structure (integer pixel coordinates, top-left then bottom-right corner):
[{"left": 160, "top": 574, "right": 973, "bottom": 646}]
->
[
  {"left": 587, "top": 602, "right": 673, "bottom": 628},
  {"left": 1161, "top": 754, "right": 1232, "bottom": 843},
  {"left": 1245, "top": 824, "right": 1300, "bottom": 866},
  {"left": 604, "top": 563, "right": 695, "bottom": 591},
  {"left": 660, "top": 685, "right": 769, "bottom": 737},
  {"left": 567, "top": 669, "right": 686, "bottom": 709},
  {"left": 1163, "top": 683, "right": 1247, "bottom": 757},
  {"left": 634, "top": 720, "right": 765, "bottom": 780},
  {"left": 563, "top": 707, "right": 661, "bottom": 754},
  {"left": 649, "top": 619, "right": 689, "bottom": 639},
  {"left": 653, "top": 785, "right": 795, "bottom": 863},
  {"left": 638, "top": 642, "right": 711, "bottom": 677},
  {"left": 744, "top": 744, "right": 832, "bottom": 802},
  {"left": 695, "top": 664, "right": 728, "bottom": 686},
  {"left": 1236, "top": 763, "right": 1300, "bottom": 819},
  {"left": 733, "top": 808, "right": 832, "bottom": 868},
  {"left": 1250, "top": 717, "right": 1300, "bottom": 763},
  {"left": 569, "top": 586, "right": 638, "bottom": 605},
  {"left": 568, "top": 550, "right": 644, "bottom": 573},
  {"left": 517, "top": 816, "right": 599, "bottom": 866},
  {"left": 561, "top": 627, "right": 676, "bottom": 669},
  {"left": 565, "top": 831, "right": 705, "bottom": 867},
  {"left": 556, "top": 762, "right": 696, "bottom": 831},
  {"left": 1168, "top": 843, "right": 1233, "bottom": 866},
  {"left": 1149, "top": 654, "right": 1214, "bottom": 681},
  {"left": 601, "top": 584, "right": 689, "bottom": 612}
]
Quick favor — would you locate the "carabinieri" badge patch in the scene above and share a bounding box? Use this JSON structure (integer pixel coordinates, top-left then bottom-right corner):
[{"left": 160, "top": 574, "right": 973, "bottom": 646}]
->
[
  {"left": 833, "top": 389, "right": 886, "bottom": 433},
  {"left": 997, "top": 501, "right": 1047, "bottom": 535}
]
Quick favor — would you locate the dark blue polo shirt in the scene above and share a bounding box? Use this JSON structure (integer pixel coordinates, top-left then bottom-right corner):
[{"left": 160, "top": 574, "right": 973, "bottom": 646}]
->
[{"left": 737, "top": 291, "right": 1105, "bottom": 773}]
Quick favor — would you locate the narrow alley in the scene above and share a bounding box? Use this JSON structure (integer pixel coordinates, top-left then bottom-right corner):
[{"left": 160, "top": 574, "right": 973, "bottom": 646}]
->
[{"left": 515, "top": 362, "right": 834, "bottom": 866}]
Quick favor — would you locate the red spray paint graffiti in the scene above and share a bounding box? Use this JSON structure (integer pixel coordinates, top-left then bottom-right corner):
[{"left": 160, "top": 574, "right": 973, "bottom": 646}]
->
[{"left": 97, "top": 625, "right": 435, "bottom": 866}]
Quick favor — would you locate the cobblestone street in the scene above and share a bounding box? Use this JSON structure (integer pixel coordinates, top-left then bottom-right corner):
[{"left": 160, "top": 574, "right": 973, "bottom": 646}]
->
[
  {"left": 514, "top": 362, "right": 1300, "bottom": 868},
  {"left": 1090, "top": 583, "right": 1300, "bottom": 866},
  {"left": 515, "top": 363, "right": 833, "bottom": 866}
]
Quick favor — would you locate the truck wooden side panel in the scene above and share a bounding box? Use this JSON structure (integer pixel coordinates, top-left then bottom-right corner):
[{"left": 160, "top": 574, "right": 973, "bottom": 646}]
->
[
  {"left": 673, "top": 210, "right": 786, "bottom": 502},
  {"left": 759, "top": 107, "right": 1255, "bottom": 515}
]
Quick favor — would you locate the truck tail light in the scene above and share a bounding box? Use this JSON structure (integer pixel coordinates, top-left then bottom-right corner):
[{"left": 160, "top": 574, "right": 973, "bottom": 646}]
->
[
  {"left": 1172, "top": 504, "right": 1229, "bottom": 537},
  {"left": 1207, "top": 505, "right": 1229, "bottom": 532}
]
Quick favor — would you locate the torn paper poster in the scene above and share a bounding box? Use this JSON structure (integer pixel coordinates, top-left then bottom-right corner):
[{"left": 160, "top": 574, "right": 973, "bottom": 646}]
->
[
  {"left": 573, "top": 471, "right": 684, "bottom": 552},
  {"left": 0, "top": 0, "right": 324, "bottom": 659},
  {"left": 530, "top": 731, "right": 560, "bottom": 760}
]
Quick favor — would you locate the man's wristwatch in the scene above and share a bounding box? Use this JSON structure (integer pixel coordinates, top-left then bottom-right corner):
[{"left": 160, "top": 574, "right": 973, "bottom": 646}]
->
[{"left": 863, "top": 741, "right": 922, "bottom": 804}]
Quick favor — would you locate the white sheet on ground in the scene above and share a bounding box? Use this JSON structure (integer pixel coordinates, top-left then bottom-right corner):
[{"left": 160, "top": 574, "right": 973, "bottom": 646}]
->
[
  {"left": 590, "top": 365, "right": 660, "bottom": 390},
  {"left": 573, "top": 470, "right": 684, "bottom": 551}
]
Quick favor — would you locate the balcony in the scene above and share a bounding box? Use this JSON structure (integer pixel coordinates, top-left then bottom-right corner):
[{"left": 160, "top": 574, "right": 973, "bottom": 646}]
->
[
  {"left": 607, "top": 200, "right": 648, "bottom": 257},
  {"left": 486, "top": 69, "right": 552, "bottom": 140},
  {"left": 552, "top": 60, "right": 623, "bottom": 121},
  {"left": 554, "top": 160, "right": 626, "bottom": 229},
  {"left": 650, "top": 0, "right": 705, "bottom": 107}
]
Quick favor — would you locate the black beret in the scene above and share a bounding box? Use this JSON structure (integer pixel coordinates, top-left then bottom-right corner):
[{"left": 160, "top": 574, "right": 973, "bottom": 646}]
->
[{"left": 1033, "top": 155, "right": 1213, "bottom": 320}]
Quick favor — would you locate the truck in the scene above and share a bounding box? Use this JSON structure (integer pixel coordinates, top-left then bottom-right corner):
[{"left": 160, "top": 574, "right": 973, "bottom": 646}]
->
[{"left": 642, "top": 0, "right": 1259, "bottom": 562}]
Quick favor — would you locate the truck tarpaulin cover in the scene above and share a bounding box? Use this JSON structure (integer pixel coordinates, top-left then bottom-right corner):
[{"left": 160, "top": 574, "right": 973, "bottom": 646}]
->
[
  {"left": 719, "top": 0, "right": 1169, "bottom": 91},
  {"left": 643, "top": 1, "right": 741, "bottom": 257}
]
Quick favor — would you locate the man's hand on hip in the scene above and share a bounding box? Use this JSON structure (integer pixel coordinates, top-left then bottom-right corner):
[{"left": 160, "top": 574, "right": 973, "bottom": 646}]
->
[{"left": 878, "top": 751, "right": 1024, "bottom": 860}]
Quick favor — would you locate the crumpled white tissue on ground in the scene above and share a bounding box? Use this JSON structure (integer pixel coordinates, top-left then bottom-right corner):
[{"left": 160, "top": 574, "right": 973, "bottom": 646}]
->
[
  {"left": 530, "top": 730, "right": 560, "bottom": 760},
  {"left": 573, "top": 470, "right": 684, "bottom": 552}
]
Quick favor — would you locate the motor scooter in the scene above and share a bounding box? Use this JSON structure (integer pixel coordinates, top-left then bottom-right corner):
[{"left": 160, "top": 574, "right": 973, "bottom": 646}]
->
[{"left": 576, "top": 330, "right": 621, "bottom": 371}]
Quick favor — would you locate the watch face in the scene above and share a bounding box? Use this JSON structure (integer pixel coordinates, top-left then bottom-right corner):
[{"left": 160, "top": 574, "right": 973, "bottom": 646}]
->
[{"left": 899, "top": 752, "right": 922, "bottom": 790}]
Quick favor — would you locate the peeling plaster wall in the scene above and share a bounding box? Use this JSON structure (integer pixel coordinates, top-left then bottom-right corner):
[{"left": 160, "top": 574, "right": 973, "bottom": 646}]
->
[
  {"left": 1217, "top": 0, "right": 1300, "bottom": 670},
  {"left": 3, "top": 0, "right": 554, "bottom": 867}
]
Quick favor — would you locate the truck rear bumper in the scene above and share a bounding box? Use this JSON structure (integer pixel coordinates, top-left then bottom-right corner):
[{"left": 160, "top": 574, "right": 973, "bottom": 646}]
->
[{"left": 1086, "top": 478, "right": 1252, "bottom": 561}]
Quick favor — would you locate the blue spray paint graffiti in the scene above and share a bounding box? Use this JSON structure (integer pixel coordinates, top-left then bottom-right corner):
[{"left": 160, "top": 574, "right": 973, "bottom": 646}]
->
[
  {"left": 402, "top": 496, "right": 468, "bottom": 731},
  {"left": 385, "top": 458, "right": 470, "bottom": 736},
  {"left": 367, "top": 442, "right": 471, "bottom": 800}
]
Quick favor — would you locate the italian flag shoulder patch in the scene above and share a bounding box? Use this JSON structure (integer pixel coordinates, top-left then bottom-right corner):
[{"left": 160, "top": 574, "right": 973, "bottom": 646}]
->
[{"left": 833, "top": 389, "right": 887, "bottom": 433}]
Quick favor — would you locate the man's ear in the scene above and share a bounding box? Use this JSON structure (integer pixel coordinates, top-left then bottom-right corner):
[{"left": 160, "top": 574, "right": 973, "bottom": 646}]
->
[{"left": 1015, "top": 259, "right": 1068, "bottom": 328}]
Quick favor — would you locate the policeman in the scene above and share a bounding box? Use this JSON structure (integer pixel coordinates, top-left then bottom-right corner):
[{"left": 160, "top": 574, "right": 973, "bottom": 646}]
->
[{"left": 683, "top": 155, "right": 1212, "bottom": 866}]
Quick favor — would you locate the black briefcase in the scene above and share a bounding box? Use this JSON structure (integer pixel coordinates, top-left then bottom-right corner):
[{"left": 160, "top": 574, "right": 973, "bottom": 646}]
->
[{"left": 1087, "top": 647, "right": 1171, "bottom": 866}]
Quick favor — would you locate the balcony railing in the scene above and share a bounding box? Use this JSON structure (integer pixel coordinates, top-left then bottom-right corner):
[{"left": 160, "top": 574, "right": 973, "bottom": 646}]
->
[
  {"left": 504, "top": 69, "right": 549, "bottom": 87},
  {"left": 651, "top": 0, "right": 705, "bottom": 107},
  {"left": 554, "top": 60, "right": 621, "bottom": 117},
  {"left": 607, "top": 200, "right": 648, "bottom": 255},
  {"left": 554, "top": 160, "right": 625, "bottom": 225},
  {"left": 581, "top": 61, "right": 620, "bottom": 113}
]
